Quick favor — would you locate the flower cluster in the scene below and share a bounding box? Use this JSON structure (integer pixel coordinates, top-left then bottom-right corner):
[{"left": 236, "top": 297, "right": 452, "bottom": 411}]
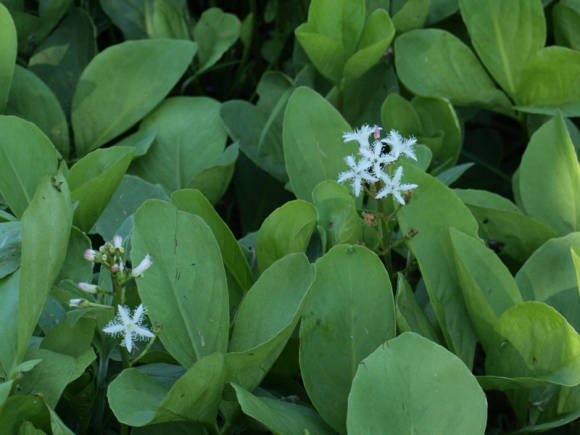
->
[{"left": 338, "top": 125, "right": 418, "bottom": 204}]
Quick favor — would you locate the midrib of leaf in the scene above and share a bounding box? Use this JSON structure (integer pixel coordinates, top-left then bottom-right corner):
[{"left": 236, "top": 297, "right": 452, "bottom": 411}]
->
[
  {"left": 0, "top": 147, "right": 32, "bottom": 211},
  {"left": 489, "top": 1, "right": 516, "bottom": 96}
]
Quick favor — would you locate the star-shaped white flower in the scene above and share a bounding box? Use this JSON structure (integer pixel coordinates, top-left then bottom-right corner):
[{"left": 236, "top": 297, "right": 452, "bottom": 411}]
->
[
  {"left": 376, "top": 166, "right": 418, "bottom": 204},
  {"left": 337, "top": 155, "right": 378, "bottom": 197},
  {"left": 342, "top": 124, "right": 376, "bottom": 150},
  {"left": 359, "top": 140, "right": 397, "bottom": 177},
  {"left": 102, "top": 304, "right": 154, "bottom": 353},
  {"left": 381, "top": 129, "right": 418, "bottom": 161}
]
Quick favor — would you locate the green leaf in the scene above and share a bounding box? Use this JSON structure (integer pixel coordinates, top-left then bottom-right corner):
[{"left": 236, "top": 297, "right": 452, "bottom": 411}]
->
[
  {"left": 114, "top": 129, "right": 156, "bottom": 159},
  {"left": 553, "top": 0, "right": 580, "bottom": 51},
  {"left": 67, "top": 146, "right": 135, "bottom": 232},
  {"left": 449, "top": 228, "right": 523, "bottom": 351},
  {"left": 99, "top": 0, "right": 147, "bottom": 40},
  {"left": 283, "top": 87, "right": 354, "bottom": 201},
  {"left": 187, "top": 143, "right": 238, "bottom": 205},
  {"left": 28, "top": 7, "right": 97, "bottom": 118},
  {"left": 72, "top": 39, "right": 196, "bottom": 155},
  {"left": 108, "top": 352, "right": 225, "bottom": 426},
  {"left": 411, "top": 96, "right": 462, "bottom": 172},
  {"left": 0, "top": 270, "right": 19, "bottom": 378},
  {"left": 485, "top": 302, "right": 580, "bottom": 387},
  {"left": 392, "top": 0, "right": 430, "bottom": 33},
  {"left": 17, "top": 173, "right": 72, "bottom": 363},
  {"left": 227, "top": 254, "right": 315, "bottom": 390},
  {"left": 256, "top": 200, "right": 317, "bottom": 273},
  {"left": 436, "top": 163, "right": 474, "bottom": 186},
  {"left": 395, "top": 273, "right": 442, "bottom": 343},
  {"left": 0, "top": 221, "right": 20, "bottom": 279},
  {"left": 425, "top": 0, "right": 460, "bottom": 24},
  {"left": 300, "top": 244, "right": 396, "bottom": 433},
  {"left": 572, "top": 246, "right": 580, "bottom": 291},
  {"left": 193, "top": 7, "right": 241, "bottom": 73},
  {"left": 396, "top": 164, "right": 479, "bottom": 367},
  {"left": 312, "top": 180, "right": 363, "bottom": 251},
  {"left": 0, "top": 396, "right": 53, "bottom": 434},
  {"left": 93, "top": 174, "right": 169, "bottom": 241},
  {"left": 347, "top": 332, "right": 487, "bottom": 434},
  {"left": 6, "top": 65, "right": 69, "bottom": 157},
  {"left": 516, "top": 47, "right": 580, "bottom": 114},
  {"left": 172, "top": 188, "right": 253, "bottom": 293},
  {"left": 459, "top": 0, "right": 545, "bottom": 98},
  {"left": 381, "top": 93, "right": 422, "bottom": 137},
  {"left": 0, "top": 116, "right": 62, "bottom": 218},
  {"left": 232, "top": 383, "right": 334, "bottom": 435},
  {"left": 145, "top": 0, "right": 190, "bottom": 40},
  {"left": 131, "top": 97, "right": 226, "bottom": 193},
  {"left": 343, "top": 9, "right": 395, "bottom": 84},
  {"left": 455, "top": 188, "right": 557, "bottom": 266},
  {"left": 295, "top": 0, "right": 366, "bottom": 84},
  {"left": 394, "top": 29, "right": 514, "bottom": 117},
  {"left": 517, "top": 113, "right": 580, "bottom": 235},
  {"left": 516, "top": 233, "right": 580, "bottom": 333},
  {"left": 132, "top": 200, "right": 229, "bottom": 368},
  {"left": 0, "top": 3, "right": 17, "bottom": 113},
  {"left": 56, "top": 227, "right": 91, "bottom": 284}
]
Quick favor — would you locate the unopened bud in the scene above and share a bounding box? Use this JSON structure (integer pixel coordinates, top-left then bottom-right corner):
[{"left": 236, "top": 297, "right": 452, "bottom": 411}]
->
[
  {"left": 132, "top": 254, "right": 152, "bottom": 277},
  {"left": 69, "top": 298, "right": 85, "bottom": 308},
  {"left": 113, "top": 235, "right": 123, "bottom": 250},
  {"left": 84, "top": 249, "right": 98, "bottom": 261},
  {"left": 78, "top": 282, "right": 98, "bottom": 294}
]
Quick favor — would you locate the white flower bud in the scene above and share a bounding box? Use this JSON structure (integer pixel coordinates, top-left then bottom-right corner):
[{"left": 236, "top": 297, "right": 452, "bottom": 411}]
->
[
  {"left": 132, "top": 254, "right": 152, "bottom": 277},
  {"left": 78, "top": 282, "right": 98, "bottom": 294},
  {"left": 69, "top": 298, "right": 85, "bottom": 308},
  {"left": 113, "top": 235, "right": 123, "bottom": 250},
  {"left": 84, "top": 249, "right": 98, "bottom": 261}
]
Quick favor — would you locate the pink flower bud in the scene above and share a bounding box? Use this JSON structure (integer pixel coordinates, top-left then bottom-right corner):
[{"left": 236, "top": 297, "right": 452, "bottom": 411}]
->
[
  {"left": 373, "top": 127, "right": 381, "bottom": 141},
  {"left": 113, "top": 235, "right": 123, "bottom": 250},
  {"left": 84, "top": 249, "right": 98, "bottom": 261}
]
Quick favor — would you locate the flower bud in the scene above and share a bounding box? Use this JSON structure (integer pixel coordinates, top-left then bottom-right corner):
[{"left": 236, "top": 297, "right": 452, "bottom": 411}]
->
[
  {"left": 69, "top": 298, "right": 85, "bottom": 308},
  {"left": 84, "top": 249, "right": 98, "bottom": 261},
  {"left": 78, "top": 282, "right": 98, "bottom": 294},
  {"left": 113, "top": 235, "right": 123, "bottom": 250},
  {"left": 132, "top": 254, "right": 152, "bottom": 277}
]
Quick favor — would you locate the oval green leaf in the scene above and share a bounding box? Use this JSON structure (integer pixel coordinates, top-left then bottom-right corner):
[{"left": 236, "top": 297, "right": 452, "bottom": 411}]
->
[{"left": 0, "top": 4, "right": 16, "bottom": 113}]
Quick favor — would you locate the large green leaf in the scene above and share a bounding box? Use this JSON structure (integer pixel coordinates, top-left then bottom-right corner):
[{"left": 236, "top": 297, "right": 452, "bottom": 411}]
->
[
  {"left": 17, "top": 173, "right": 72, "bottom": 363},
  {"left": 0, "top": 116, "right": 62, "bottom": 218},
  {"left": 516, "top": 47, "right": 580, "bottom": 115},
  {"left": 455, "top": 188, "right": 557, "bottom": 266},
  {"left": 283, "top": 87, "right": 355, "bottom": 201},
  {"left": 93, "top": 174, "right": 169, "bottom": 241},
  {"left": 28, "top": 7, "right": 97, "bottom": 117},
  {"left": 71, "top": 39, "right": 196, "bottom": 155},
  {"left": 172, "top": 189, "right": 253, "bottom": 293},
  {"left": 312, "top": 180, "right": 363, "bottom": 251},
  {"left": 485, "top": 302, "right": 580, "bottom": 387},
  {"left": 232, "top": 383, "right": 334, "bottom": 435},
  {"left": 188, "top": 144, "right": 238, "bottom": 205},
  {"left": 517, "top": 113, "right": 580, "bottom": 235},
  {"left": 226, "top": 253, "right": 315, "bottom": 391},
  {"left": 0, "top": 395, "right": 74, "bottom": 434},
  {"left": 193, "top": 7, "right": 240, "bottom": 73},
  {"left": 396, "top": 164, "right": 479, "bottom": 367},
  {"left": 516, "top": 233, "right": 580, "bottom": 333},
  {"left": 99, "top": 0, "right": 147, "bottom": 40},
  {"left": 449, "top": 228, "right": 523, "bottom": 351},
  {"left": 459, "top": 0, "right": 545, "bottom": 98},
  {"left": 108, "top": 353, "right": 225, "bottom": 426},
  {"left": 295, "top": 0, "right": 365, "bottom": 84},
  {"left": 347, "top": 332, "right": 487, "bottom": 434},
  {"left": 256, "top": 200, "right": 317, "bottom": 273},
  {"left": 395, "top": 273, "right": 442, "bottom": 343},
  {"left": 553, "top": 0, "right": 580, "bottom": 51},
  {"left": 394, "top": 29, "right": 514, "bottom": 116},
  {"left": 67, "top": 146, "right": 135, "bottom": 232},
  {"left": 132, "top": 200, "right": 229, "bottom": 368},
  {"left": 0, "top": 270, "right": 19, "bottom": 378},
  {"left": 6, "top": 65, "right": 69, "bottom": 157},
  {"left": 300, "top": 244, "right": 396, "bottom": 433},
  {"left": 0, "top": 3, "right": 17, "bottom": 114},
  {"left": 144, "top": 0, "right": 190, "bottom": 40},
  {"left": 392, "top": 0, "right": 430, "bottom": 33},
  {"left": 131, "top": 97, "right": 226, "bottom": 193}
]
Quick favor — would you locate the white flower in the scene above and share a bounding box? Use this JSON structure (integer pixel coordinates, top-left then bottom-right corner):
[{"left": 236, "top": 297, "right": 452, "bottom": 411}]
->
[
  {"left": 102, "top": 304, "right": 154, "bottom": 353},
  {"left": 381, "top": 129, "right": 418, "bottom": 161},
  {"left": 337, "top": 155, "right": 378, "bottom": 197},
  {"left": 78, "top": 282, "right": 97, "bottom": 294},
  {"left": 376, "top": 166, "right": 418, "bottom": 204},
  {"left": 132, "top": 254, "right": 152, "bottom": 277},
  {"left": 69, "top": 298, "right": 85, "bottom": 308},
  {"left": 359, "top": 140, "right": 397, "bottom": 177},
  {"left": 342, "top": 124, "right": 375, "bottom": 150}
]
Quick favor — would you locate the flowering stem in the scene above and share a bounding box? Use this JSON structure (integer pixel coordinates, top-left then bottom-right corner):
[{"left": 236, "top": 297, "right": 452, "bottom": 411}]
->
[{"left": 363, "top": 183, "right": 377, "bottom": 201}]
